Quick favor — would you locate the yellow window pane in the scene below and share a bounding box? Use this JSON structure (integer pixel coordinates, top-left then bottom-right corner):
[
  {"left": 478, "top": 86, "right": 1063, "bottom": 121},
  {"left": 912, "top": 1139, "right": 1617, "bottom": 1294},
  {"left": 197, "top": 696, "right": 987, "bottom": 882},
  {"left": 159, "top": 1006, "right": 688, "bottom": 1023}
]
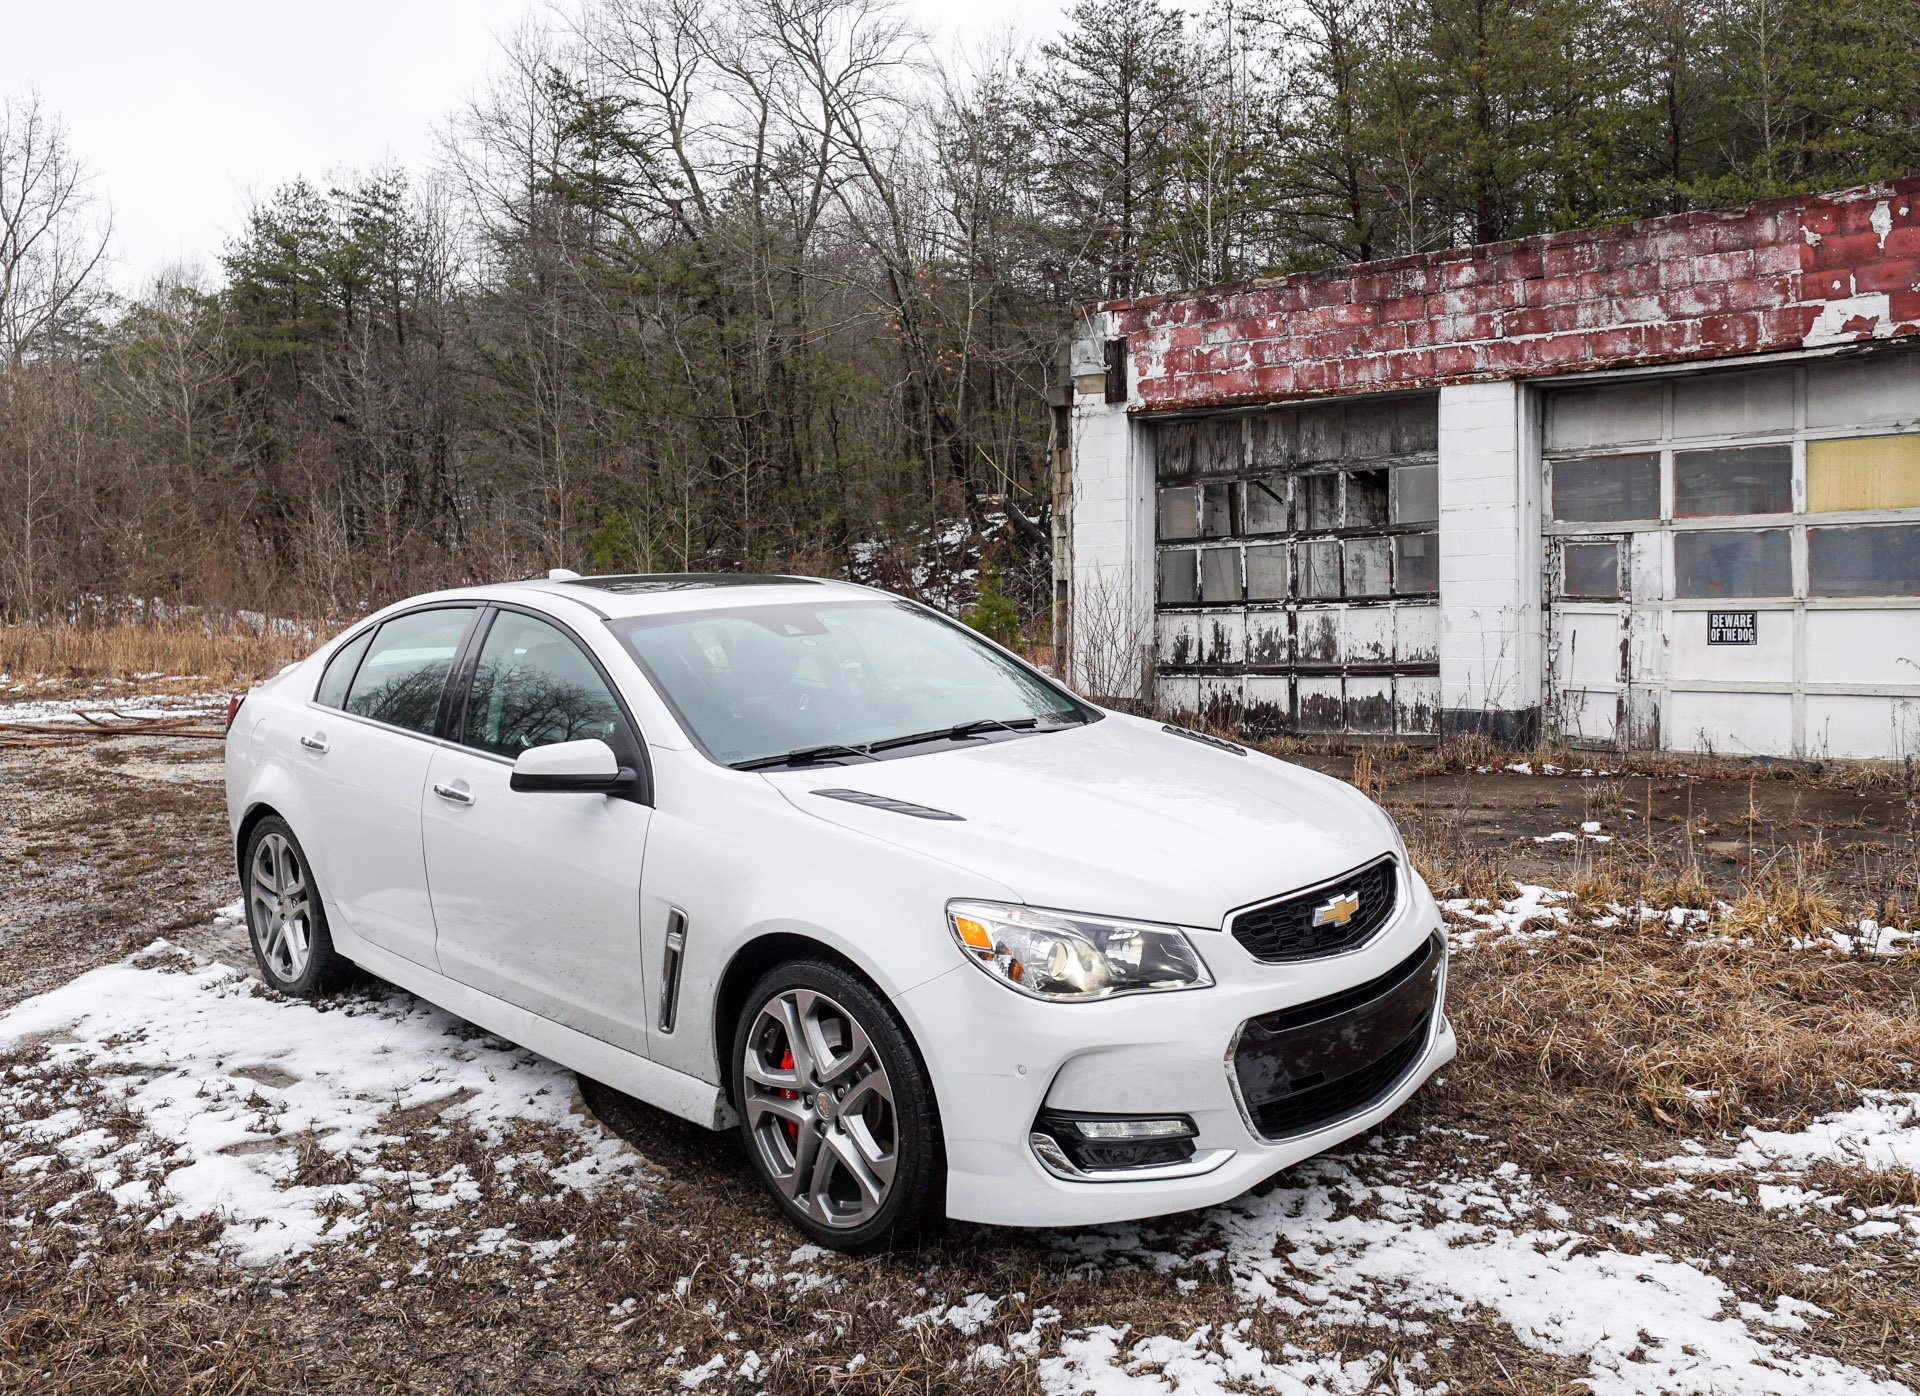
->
[{"left": 1807, "top": 434, "right": 1920, "bottom": 512}]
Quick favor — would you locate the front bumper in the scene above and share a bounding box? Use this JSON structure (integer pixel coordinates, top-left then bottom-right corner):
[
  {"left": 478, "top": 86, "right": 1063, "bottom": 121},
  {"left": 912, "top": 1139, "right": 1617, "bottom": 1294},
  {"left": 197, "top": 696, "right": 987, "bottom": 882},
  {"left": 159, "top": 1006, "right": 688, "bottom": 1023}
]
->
[{"left": 898, "top": 868, "right": 1455, "bottom": 1228}]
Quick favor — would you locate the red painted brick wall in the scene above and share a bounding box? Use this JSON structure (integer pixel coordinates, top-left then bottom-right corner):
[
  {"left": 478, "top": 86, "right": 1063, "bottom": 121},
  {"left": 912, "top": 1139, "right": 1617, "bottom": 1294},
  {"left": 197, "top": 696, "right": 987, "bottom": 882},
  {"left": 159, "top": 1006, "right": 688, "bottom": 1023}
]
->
[{"left": 1106, "top": 179, "right": 1920, "bottom": 411}]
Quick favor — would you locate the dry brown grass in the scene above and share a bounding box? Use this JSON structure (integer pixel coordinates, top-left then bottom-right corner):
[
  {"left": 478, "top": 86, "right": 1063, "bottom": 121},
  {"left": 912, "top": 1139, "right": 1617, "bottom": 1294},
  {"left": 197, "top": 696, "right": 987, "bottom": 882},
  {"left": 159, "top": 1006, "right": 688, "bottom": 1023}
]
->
[
  {"left": 0, "top": 618, "right": 320, "bottom": 687},
  {"left": 1448, "top": 925, "right": 1920, "bottom": 1133}
]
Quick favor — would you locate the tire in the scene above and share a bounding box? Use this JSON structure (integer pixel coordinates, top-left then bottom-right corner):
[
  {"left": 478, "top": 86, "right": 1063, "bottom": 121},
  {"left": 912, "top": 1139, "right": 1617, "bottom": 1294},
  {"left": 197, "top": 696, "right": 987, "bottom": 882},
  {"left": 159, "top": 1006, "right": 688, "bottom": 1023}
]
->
[
  {"left": 241, "top": 816, "right": 353, "bottom": 998},
  {"left": 730, "top": 958, "right": 943, "bottom": 1251}
]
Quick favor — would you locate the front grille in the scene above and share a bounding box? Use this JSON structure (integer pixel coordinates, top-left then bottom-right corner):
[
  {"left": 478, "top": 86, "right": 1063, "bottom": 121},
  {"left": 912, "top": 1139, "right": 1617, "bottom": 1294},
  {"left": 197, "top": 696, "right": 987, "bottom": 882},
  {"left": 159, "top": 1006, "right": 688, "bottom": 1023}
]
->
[
  {"left": 1231, "top": 932, "right": 1443, "bottom": 1141},
  {"left": 1230, "top": 855, "right": 1398, "bottom": 961}
]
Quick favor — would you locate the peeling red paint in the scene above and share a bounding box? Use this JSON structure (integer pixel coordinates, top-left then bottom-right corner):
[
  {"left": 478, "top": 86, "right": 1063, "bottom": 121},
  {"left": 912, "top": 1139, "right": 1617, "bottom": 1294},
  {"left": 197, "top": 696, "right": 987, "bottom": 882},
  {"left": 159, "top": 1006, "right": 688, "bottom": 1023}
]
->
[{"left": 1107, "top": 179, "right": 1920, "bottom": 411}]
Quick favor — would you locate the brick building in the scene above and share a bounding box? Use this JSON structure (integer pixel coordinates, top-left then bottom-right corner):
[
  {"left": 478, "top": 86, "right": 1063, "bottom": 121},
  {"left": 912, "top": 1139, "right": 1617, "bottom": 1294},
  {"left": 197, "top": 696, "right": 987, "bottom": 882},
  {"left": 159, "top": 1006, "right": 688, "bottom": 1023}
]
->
[{"left": 1058, "top": 178, "right": 1920, "bottom": 758}]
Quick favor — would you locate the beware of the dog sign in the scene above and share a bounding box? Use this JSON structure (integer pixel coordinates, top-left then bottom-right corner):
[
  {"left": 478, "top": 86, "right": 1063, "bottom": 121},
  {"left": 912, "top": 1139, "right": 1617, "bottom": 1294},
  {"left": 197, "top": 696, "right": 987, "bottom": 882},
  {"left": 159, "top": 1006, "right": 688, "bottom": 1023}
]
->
[{"left": 1707, "top": 610, "right": 1757, "bottom": 645}]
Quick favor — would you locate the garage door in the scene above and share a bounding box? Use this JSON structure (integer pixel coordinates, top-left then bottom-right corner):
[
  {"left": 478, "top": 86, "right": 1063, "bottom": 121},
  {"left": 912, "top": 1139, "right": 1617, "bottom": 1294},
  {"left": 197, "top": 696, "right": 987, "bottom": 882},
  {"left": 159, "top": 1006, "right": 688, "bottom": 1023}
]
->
[
  {"left": 1543, "top": 348, "right": 1920, "bottom": 758},
  {"left": 1153, "top": 395, "right": 1440, "bottom": 736}
]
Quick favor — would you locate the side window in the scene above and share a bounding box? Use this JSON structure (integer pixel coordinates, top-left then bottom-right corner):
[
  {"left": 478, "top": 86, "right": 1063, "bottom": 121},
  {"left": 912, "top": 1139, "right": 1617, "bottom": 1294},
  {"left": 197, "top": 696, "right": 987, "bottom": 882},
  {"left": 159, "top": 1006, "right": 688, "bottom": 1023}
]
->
[
  {"left": 315, "top": 629, "right": 374, "bottom": 709},
  {"left": 344, "top": 608, "right": 477, "bottom": 736},
  {"left": 461, "top": 612, "right": 625, "bottom": 759}
]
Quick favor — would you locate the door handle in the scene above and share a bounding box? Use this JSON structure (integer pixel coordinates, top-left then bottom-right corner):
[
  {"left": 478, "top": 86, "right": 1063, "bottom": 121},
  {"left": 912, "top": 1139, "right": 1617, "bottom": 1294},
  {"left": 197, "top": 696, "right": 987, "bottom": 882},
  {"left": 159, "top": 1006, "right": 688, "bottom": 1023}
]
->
[
  {"left": 299, "top": 734, "right": 329, "bottom": 754},
  {"left": 432, "top": 781, "right": 475, "bottom": 806}
]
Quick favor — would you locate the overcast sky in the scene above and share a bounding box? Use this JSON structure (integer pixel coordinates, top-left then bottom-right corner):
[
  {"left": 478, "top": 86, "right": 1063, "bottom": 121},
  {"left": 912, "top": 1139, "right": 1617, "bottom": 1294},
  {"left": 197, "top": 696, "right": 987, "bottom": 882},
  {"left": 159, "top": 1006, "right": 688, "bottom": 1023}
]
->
[{"left": 2, "top": 0, "right": 1061, "bottom": 292}]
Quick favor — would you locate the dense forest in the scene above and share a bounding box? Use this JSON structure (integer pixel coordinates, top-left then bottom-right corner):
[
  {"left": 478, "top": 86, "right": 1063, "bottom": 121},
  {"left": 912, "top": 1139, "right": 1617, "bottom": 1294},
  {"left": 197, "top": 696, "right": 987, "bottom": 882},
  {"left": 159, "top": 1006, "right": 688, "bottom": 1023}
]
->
[{"left": 2, "top": 0, "right": 1914, "bottom": 630}]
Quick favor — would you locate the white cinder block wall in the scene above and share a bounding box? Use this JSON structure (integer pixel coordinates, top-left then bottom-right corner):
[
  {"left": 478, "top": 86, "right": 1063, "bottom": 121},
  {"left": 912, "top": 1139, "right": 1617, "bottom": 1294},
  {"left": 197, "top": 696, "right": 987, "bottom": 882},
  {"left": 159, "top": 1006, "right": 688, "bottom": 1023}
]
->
[
  {"left": 1067, "top": 316, "right": 1155, "bottom": 700},
  {"left": 1435, "top": 382, "right": 1544, "bottom": 739}
]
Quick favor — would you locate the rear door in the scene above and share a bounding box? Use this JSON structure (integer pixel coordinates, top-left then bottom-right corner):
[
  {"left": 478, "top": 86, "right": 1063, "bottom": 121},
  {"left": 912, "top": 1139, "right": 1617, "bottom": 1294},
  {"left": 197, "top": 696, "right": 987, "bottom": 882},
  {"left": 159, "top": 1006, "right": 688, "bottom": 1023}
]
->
[
  {"left": 421, "top": 606, "right": 655, "bottom": 1054},
  {"left": 300, "top": 605, "right": 480, "bottom": 969}
]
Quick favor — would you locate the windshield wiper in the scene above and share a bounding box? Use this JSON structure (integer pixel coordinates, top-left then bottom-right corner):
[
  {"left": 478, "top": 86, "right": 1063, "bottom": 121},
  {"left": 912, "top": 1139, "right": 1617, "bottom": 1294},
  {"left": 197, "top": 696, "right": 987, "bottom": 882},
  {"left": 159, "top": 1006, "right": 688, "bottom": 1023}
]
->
[
  {"left": 860, "top": 715, "right": 1061, "bottom": 754},
  {"left": 732, "top": 742, "right": 874, "bottom": 771}
]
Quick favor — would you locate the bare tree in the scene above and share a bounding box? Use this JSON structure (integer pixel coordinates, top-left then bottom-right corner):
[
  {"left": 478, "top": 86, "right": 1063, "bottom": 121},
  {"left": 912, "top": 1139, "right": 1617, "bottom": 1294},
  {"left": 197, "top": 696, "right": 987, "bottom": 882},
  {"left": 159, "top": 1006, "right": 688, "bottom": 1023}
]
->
[{"left": 0, "top": 91, "right": 111, "bottom": 366}]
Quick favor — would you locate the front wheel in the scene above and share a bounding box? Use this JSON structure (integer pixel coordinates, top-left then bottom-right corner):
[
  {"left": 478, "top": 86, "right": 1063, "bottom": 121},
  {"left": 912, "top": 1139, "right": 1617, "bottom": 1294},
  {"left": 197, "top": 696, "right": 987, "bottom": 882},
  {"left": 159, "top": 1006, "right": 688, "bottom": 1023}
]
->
[{"left": 731, "top": 959, "right": 943, "bottom": 1250}]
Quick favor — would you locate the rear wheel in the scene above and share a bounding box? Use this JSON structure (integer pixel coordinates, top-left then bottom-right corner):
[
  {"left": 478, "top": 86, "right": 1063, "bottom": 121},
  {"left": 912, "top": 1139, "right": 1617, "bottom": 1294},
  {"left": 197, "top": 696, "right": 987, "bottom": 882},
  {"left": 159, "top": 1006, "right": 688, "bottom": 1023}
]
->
[
  {"left": 242, "top": 816, "right": 352, "bottom": 998},
  {"left": 731, "top": 958, "right": 942, "bottom": 1250}
]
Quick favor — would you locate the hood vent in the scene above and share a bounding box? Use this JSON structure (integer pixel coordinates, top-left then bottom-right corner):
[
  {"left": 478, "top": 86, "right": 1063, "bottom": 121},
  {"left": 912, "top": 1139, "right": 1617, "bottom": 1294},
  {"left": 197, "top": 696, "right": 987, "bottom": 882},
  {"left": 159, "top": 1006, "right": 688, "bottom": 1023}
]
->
[
  {"left": 810, "top": 788, "right": 964, "bottom": 821},
  {"left": 1162, "top": 724, "right": 1246, "bottom": 756}
]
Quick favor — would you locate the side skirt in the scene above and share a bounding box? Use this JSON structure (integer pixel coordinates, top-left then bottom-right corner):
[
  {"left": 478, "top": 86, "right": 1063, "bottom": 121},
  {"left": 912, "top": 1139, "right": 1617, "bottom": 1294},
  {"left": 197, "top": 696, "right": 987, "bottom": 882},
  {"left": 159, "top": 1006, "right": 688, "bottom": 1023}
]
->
[{"left": 333, "top": 911, "right": 736, "bottom": 1132}]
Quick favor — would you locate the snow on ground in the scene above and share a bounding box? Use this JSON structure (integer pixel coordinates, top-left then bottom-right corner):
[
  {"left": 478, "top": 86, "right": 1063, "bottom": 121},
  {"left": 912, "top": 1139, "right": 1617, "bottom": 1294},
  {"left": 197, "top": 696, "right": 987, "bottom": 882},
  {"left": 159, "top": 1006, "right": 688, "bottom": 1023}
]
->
[
  {"left": 0, "top": 935, "right": 637, "bottom": 1265},
  {"left": 0, "top": 688, "right": 225, "bottom": 724},
  {"left": 5, "top": 912, "right": 1917, "bottom": 1393}
]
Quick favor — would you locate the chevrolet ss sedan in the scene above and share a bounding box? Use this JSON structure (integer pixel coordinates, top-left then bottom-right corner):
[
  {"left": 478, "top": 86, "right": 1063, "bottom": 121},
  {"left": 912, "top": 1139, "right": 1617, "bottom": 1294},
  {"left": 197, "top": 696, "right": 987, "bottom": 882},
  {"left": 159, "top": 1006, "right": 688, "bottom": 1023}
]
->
[{"left": 224, "top": 573, "right": 1455, "bottom": 1248}]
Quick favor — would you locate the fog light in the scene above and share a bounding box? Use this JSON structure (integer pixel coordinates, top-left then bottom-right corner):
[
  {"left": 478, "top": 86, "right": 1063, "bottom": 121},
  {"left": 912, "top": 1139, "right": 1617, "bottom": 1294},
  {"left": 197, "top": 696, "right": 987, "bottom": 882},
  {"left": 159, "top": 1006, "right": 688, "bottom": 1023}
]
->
[{"left": 1032, "top": 1109, "right": 1198, "bottom": 1174}]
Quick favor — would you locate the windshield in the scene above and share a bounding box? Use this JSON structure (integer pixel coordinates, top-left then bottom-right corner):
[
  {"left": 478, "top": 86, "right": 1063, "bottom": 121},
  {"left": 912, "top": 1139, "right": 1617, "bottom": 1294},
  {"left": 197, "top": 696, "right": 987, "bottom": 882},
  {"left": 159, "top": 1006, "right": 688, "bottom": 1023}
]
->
[{"left": 609, "top": 599, "right": 1089, "bottom": 768}]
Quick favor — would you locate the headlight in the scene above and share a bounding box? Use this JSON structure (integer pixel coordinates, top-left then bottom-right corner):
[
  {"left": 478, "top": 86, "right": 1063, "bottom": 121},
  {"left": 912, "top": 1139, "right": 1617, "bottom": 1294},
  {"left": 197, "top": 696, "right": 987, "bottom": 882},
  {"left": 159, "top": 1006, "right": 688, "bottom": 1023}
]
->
[{"left": 946, "top": 900, "right": 1213, "bottom": 1001}]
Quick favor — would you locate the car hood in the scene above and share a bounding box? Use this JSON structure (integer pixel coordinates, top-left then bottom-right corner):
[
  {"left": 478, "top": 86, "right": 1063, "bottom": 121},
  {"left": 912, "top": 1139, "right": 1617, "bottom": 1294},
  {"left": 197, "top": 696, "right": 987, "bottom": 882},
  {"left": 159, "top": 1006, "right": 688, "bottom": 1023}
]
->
[{"left": 761, "top": 714, "right": 1398, "bottom": 929}]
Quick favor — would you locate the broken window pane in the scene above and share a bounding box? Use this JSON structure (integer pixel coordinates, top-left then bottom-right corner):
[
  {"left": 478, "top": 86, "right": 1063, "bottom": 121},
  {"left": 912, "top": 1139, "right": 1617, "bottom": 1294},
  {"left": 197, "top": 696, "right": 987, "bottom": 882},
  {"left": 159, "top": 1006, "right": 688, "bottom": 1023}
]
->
[
  {"left": 1807, "top": 434, "right": 1920, "bottom": 511},
  {"left": 1552, "top": 453, "right": 1659, "bottom": 522},
  {"left": 1156, "top": 485, "right": 1198, "bottom": 540},
  {"left": 1394, "top": 533, "right": 1439, "bottom": 594},
  {"left": 1199, "top": 547, "right": 1242, "bottom": 603},
  {"left": 1672, "top": 444, "right": 1791, "bottom": 517},
  {"left": 1200, "top": 482, "right": 1236, "bottom": 537},
  {"left": 1242, "top": 476, "right": 1289, "bottom": 533},
  {"left": 1560, "top": 540, "right": 1620, "bottom": 598},
  {"left": 1392, "top": 464, "right": 1439, "bottom": 524},
  {"left": 1245, "top": 544, "right": 1288, "bottom": 601},
  {"left": 1158, "top": 549, "right": 1198, "bottom": 604},
  {"left": 1299, "top": 540, "right": 1341, "bottom": 598},
  {"left": 1343, "top": 537, "right": 1391, "bottom": 597},
  {"left": 1345, "top": 469, "right": 1389, "bottom": 527},
  {"left": 1674, "top": 529, "right": 1791, "bottom": 598},
  {"left": 1809, "top": 523, "right": 1920, "bottom": 597},
  {"left": 1156, "top": 423, "right": 1195, "bottom": 481},
  {"left": 1301, "top": 473, "right": 1340, "bottom": 531}
]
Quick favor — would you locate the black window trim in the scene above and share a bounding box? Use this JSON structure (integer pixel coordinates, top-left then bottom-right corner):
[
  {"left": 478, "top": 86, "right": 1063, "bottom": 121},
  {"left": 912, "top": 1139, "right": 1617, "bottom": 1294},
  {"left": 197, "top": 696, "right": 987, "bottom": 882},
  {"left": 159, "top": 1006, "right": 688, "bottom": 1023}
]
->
[{"left": 444, "top": 600, "right": 656, "bottom": 807}]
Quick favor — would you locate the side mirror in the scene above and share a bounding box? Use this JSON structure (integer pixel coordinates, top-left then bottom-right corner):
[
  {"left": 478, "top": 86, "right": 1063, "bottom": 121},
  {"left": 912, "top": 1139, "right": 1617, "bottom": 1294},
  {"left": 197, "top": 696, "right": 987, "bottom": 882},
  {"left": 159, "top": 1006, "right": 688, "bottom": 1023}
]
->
[{"left": 510, "top": 738, "right": 637, "bottom": 794}]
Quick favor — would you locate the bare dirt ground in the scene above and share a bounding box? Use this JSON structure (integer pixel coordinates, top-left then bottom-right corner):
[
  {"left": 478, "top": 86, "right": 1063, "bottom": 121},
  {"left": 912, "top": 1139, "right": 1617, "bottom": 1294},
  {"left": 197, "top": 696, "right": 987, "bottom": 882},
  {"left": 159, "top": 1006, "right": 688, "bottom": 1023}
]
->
[{"left": 3, "top": 693, "right": 1918, "bottom": 1395}]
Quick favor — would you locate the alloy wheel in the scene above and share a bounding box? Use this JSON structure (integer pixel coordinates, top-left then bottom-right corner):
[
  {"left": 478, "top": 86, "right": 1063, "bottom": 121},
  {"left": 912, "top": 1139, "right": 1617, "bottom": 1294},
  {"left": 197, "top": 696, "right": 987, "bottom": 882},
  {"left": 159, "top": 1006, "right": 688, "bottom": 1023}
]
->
[
  {"left": 742, "top": 988, "right": 898, "bottom": 1229},
  {"left": 249, "top": 831, "right": 313, "bottom": 982}
]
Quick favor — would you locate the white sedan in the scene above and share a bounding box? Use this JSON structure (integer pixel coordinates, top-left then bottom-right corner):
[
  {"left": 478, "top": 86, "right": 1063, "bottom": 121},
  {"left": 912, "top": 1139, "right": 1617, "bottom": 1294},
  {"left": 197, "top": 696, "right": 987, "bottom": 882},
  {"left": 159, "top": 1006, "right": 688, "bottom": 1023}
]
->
[{"left": 224, "top": 574, "right": 1455, "bottom": 1248}]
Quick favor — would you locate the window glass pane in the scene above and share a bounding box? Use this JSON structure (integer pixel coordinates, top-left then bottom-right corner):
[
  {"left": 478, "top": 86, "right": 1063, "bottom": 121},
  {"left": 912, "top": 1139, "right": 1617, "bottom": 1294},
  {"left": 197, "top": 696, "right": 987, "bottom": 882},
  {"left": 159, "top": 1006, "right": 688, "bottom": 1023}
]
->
[
  {"left": 1673, "top": 529, "right": 1790, "bottom": 599},
  {"left": 1301, "top": 473, "right": 1340, "bottom": 531},
  {"left": 1343, "top": 537, "right": 1391, "bottom": 597},
  {"left": 1299, "top": 540, "right": 1341, "bottom": 598},
  {"left": 1394, "top": 534, "right": 1439, "bottom": 594},
  {"left": 1673, "top": 445, "right": 1791, "bottom": 517},
  {"left": 344, "top": 607, "right": 476, "bottom": 735},
  {"left": 1552, "top": 453, "right": 1659, "bottom": 522},
  {"left": 1246, "top": 544, "right": 1288, "bottom": 600},
  {"left": 1560, "top": 540, "right": 1620, "bottom": 598},
  {"left": 1807, "top": 434, "right": 1920, "bottom": 511},
  {"left": 1200, "top": 482, "right": 1236, "bottom": 537},
  {"left": 1156, "top": 485, "right": 1198, "bottom": 540},
  {"left": 1157, "top": 549, "right": 1198, "bottom": 604},
  {"left": 1809, "top": 524, "right": 1920, "bottom": 597},
  {"left": 1392, "top": 464, "right": 1438, "bottom": 524},
  {"left": 1242, "top": 476, "right": 1288, "bottom": 533},
  {"left": 462, "top": 613, "right": 624, "bottom": 759},
  {"left": 1345, "top": 469, "right": 1389, "bottom": 527},
  {"left": 316, "top": 629, "right": 374, "bottom": 709},
  {"left": 1199, "top": 548, "right": 1242, "bottom": 603}
]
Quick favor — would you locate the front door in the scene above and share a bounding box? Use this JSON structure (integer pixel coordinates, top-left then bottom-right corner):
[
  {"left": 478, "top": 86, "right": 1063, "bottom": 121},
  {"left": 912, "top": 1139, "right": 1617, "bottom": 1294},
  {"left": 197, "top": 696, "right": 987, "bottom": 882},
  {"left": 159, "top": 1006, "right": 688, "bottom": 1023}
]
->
[
  {"left": 421, "top": 608, "right": 654, "bottom": 1055},
  {"left": 302, "top": 605, "right": 480, "bottom": 970}
]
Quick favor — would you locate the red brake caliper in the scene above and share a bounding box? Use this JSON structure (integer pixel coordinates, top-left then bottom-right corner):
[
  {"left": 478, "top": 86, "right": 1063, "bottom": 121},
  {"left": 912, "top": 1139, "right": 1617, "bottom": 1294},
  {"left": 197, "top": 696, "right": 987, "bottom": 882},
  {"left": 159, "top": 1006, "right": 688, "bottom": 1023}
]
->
[{"left": 778, "top": 1047, "right": 799, "bottom": 1144}]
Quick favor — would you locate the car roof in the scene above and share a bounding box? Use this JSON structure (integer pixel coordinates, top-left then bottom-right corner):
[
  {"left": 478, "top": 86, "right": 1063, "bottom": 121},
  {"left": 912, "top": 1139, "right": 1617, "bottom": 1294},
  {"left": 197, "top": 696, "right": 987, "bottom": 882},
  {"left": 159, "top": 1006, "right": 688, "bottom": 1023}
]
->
[{"left": 483, "top": 572, "right": 884, "bottom": 621}]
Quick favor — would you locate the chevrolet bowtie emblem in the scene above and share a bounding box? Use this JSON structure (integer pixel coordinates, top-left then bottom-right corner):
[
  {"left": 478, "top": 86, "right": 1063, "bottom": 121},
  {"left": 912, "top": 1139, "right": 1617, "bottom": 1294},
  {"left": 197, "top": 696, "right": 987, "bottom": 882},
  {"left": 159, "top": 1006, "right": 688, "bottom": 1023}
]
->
[{"left": 1312, "top": 892, "right": 1360, "bottom": 928}]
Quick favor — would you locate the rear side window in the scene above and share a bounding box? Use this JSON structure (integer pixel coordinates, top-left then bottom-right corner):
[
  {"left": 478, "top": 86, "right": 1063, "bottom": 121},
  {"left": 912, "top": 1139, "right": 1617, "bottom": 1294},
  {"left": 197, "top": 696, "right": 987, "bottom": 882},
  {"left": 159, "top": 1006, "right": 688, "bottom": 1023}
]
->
[
  {"left": 460, "top": 612, "right": 625, "bottom": 759},
  {"left": 315, "top": 629, "right": 374, "bottom": 709},
  {"left": 344, "top": 608, "right": 477, "bottom": 735}
]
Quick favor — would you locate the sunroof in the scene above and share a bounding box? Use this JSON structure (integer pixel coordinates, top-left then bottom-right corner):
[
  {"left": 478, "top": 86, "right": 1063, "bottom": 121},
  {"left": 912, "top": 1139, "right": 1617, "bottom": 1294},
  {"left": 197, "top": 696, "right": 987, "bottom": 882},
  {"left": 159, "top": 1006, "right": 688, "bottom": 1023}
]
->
[{"left": 563, "top": 573, "right": 821, "bottom": 594}]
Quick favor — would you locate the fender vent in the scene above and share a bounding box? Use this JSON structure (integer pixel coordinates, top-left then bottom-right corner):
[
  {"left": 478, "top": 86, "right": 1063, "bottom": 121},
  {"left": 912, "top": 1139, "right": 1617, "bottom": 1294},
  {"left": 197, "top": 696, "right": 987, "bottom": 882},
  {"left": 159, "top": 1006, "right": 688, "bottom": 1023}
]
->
[
  {"left": 1162, "top": 724, "right": 1246, "bottom": 755},
  {"left": 810, "top": 788, "right": 964, "bottom": 821}
]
